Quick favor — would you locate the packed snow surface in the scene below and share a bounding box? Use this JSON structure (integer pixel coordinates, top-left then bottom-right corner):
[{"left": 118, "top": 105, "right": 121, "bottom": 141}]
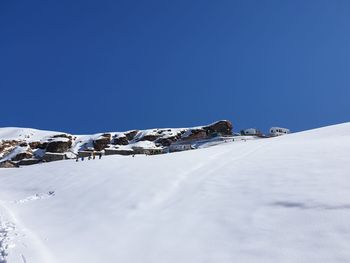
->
[{"left": 1, "top": 123, "right": 350, "bottom": 262}]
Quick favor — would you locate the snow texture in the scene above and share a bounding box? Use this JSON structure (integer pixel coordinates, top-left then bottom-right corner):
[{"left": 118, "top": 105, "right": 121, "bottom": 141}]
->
[{"left": 0, "top": 123, "right": 350, "bottom": 262}]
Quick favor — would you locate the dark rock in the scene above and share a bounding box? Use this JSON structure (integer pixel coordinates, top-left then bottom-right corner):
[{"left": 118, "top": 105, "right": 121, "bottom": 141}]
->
[
  {"left": 156, "top": 136, "right": 179, "bottom": 146},
  {"left": 0, "top": 160, "right": 19, "bottom": 168},
  {"left": 46, "top": 140, "right": 72, "bottom": 153},
  {"left": 125, "top": 130, "right": 139, "bottom": 141},
  {"left": 112, "top": 136, "right": 129, "bottom": 145},
  {"left": 156, "top": 138, "right": 172, "bottom": 147},
  {"left": 204, "top": 120, "right": 233, "bottom": 136},
  {"left": 29, "top": 141, "right": 48, "bottom": 149},
  {"left": 183, "top": 129, "right": 208, "bottom": 141},
  {"left": 138, "top": 134, "right": 161, "bottom": 142},
  {"left": 18, "top": 158, "right": 41, "bottom": 166},
  {"left": 43, "top": 153, "right": 66, "bottom": 162},
  {"left": 11, "top": 151, "right": 33, "bottom": 161},
  {"left": 105, "top": 148, "right": 134, "bottom": 156},
  {"left": 93, "top": 136, "right": 111, "bottom": 151}
]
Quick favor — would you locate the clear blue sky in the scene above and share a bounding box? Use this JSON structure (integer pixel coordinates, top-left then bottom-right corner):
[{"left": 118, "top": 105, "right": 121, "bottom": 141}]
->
[{"left": 1, "top": 0, "right": 349, "bottom": 134}]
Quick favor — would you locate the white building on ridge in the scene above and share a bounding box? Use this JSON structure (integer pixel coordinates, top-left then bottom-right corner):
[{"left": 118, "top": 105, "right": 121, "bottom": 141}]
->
[{"left": 270, "top": 127, "right": 290, "bottom": 136}]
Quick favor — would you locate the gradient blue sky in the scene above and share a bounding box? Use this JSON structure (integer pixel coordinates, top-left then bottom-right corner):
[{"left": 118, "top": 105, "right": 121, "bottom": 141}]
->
[{"left": 1, "top": 0, "right": 349, "bottom": 134}]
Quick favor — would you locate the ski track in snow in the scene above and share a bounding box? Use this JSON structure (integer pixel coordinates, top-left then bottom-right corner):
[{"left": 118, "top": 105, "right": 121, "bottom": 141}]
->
[
  {"left": 13, "top": 191, "right": 55, "bottom": 205},
  {"left": 0, "top": 191, "right": 57, "bottom": 263},
  {"left": 131, "top": 140, "right": 269, "bottom": 213},
  {"left": 0, "top": 215, "right": 16, "bottom": 263},
  {"left": 1, "top": 123, "right": 350, "bottom": 263}
]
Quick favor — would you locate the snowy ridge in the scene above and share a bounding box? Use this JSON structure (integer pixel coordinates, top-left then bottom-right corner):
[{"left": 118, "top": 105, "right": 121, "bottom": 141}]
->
[
  {"left": 0, "top": 128, "right": 60, "bottom": 142},
  {"left": 0, "top": 120, "right": 234, "bottom": 166},
  {"left": 0, "top": 122, "right": 349, "bottom": 262}
]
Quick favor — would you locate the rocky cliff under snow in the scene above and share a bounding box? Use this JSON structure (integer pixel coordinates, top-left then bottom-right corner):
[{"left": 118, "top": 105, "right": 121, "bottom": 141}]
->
[{"left": 0, "top": 120, "right": 233, "bottom": 167}]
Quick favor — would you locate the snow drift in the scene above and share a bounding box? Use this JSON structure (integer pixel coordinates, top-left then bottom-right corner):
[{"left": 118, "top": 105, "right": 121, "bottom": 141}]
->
[{"left": 0, "top": 123, "right": 350, "bottom": 262}]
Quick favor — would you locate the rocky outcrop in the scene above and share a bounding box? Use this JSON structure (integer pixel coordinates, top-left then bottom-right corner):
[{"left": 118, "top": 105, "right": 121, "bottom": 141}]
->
[
  {"left": 138, "top": 134, "right": 161, "bottom": 142},
  {"left": 46, "top": 139, "right": 72, "bottom": 153},
  {"left": 183, "top": 129, "right": 208, "bottom": 141},
  {"left": 125, "top": 130, "right": 138, "bottom": 141},
  {"left": 204, "top": 120, "right": 233, "bottom": 136},
  {"left": 29, "top": 141, "right": 48, "bottom": 149},
  {"left": 105, "top": 148, "right": 134, "bottom": 156},
  {"left": 156, "top": 136, "right": 179, "bottom": 146},
  {"left": 11, "top": 151, "right": 33, "bottom": 161},
  {"left": 18, "top": 158, "right": 41, "bottom": 166},
  {"left": 43, "top": 153, "right": 66, "bottom": 162},
  {"left": 0, "top": 140, "right": 18, "bottom": 147},
  {"left": 0, "top": 160, "right": 19, "bottom": 168},
  {"left": 0, "top": 119, "right": 235, "bottom": 167},
  {"left": 0, "top": 140, "right": 18, "bottom": 155},
  {"left": 93, "top": 134, "right": 111, "bottom": 151},
  {"left": 112, "top": 135, "right": 129, "bottom": 145}
]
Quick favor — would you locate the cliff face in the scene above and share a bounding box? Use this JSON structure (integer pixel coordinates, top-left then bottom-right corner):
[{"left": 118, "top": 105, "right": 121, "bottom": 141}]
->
[{"left": 0, "top": 120, "right": 233, "bottom": 167}]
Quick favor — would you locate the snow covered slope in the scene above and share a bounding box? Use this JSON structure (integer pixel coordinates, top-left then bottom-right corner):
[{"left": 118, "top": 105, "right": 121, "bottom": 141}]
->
[{"left": 0, "top": 123, "right": 350, "bottom": 263}]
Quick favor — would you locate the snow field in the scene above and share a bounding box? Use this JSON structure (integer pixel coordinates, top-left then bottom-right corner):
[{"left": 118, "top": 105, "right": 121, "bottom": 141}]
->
[{"left": 0, "top": 123, "right": 350, "bottom": 262}]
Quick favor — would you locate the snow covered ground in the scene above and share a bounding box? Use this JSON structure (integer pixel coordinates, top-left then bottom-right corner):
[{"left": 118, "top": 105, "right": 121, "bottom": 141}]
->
[{"left": 0, "top": 123, "right": 350, "bottom": 262}]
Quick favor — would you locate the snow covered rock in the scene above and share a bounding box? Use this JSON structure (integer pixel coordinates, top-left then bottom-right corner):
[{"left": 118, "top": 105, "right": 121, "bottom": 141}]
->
[
  {"left": 93, "top": 134, "right": 111, "bottom": 151},
  {"left": 124, "top": 130, "right": 138, "bottom": 141},
  {"left": 156, "top": 137, "right": 178, "bottom": 146},
  {"left": 46, "top": 138, "right": 72, "bottom": 153},
  {"left": 112, "top": 135, "right": 129, "bottom": 145},
  {"left": 0, "top": 120, "right": 235, "bottom": 166},
  {"left": 204, "top": 120, "right": 233, "bottom": 135},
  {"left": 137, "top": 134, "right": 161, "bottom": 141},
  {"left": 10, "top": 150, "right": 33, "bottom": 161},
  {"left": 29, "top": 141, "right": 48, "bottom": 149},
  {"left": 183, "top": 129, "right": 208, "bottom": 141},
  {"left": 0, "top": 140, "right": 18, "bottom": 157},
  {"left": 0, "top": 160, "right": 18, "bottom": 168},
  {"left": 1, "top": 145, "right": 33, "bottom": 161}
]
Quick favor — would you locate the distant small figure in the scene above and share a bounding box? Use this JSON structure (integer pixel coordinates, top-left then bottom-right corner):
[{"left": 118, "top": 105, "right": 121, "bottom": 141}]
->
[
  {"left": 132, "top": 154, "right": 135, "bottom": 158},
  {"left": 81, "top": 156, "right": 84, "bottom": 161},
  {"left": 88, "top": 153, "right": 92, "bottom": 160},
  {"left": 93, "top": 152, "right": 96, "bottom": 160},
  {"left": 76, "top": 156, "right": 79, "bottom": 162},
  {"left": 98, "top": 152, "right": 102, "bottom": 159}
]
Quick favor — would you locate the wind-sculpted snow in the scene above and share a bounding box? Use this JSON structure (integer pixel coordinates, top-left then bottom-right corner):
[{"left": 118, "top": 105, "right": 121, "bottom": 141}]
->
[{"left": 0, "top": 123, "right": 350, "bottom": 262}]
